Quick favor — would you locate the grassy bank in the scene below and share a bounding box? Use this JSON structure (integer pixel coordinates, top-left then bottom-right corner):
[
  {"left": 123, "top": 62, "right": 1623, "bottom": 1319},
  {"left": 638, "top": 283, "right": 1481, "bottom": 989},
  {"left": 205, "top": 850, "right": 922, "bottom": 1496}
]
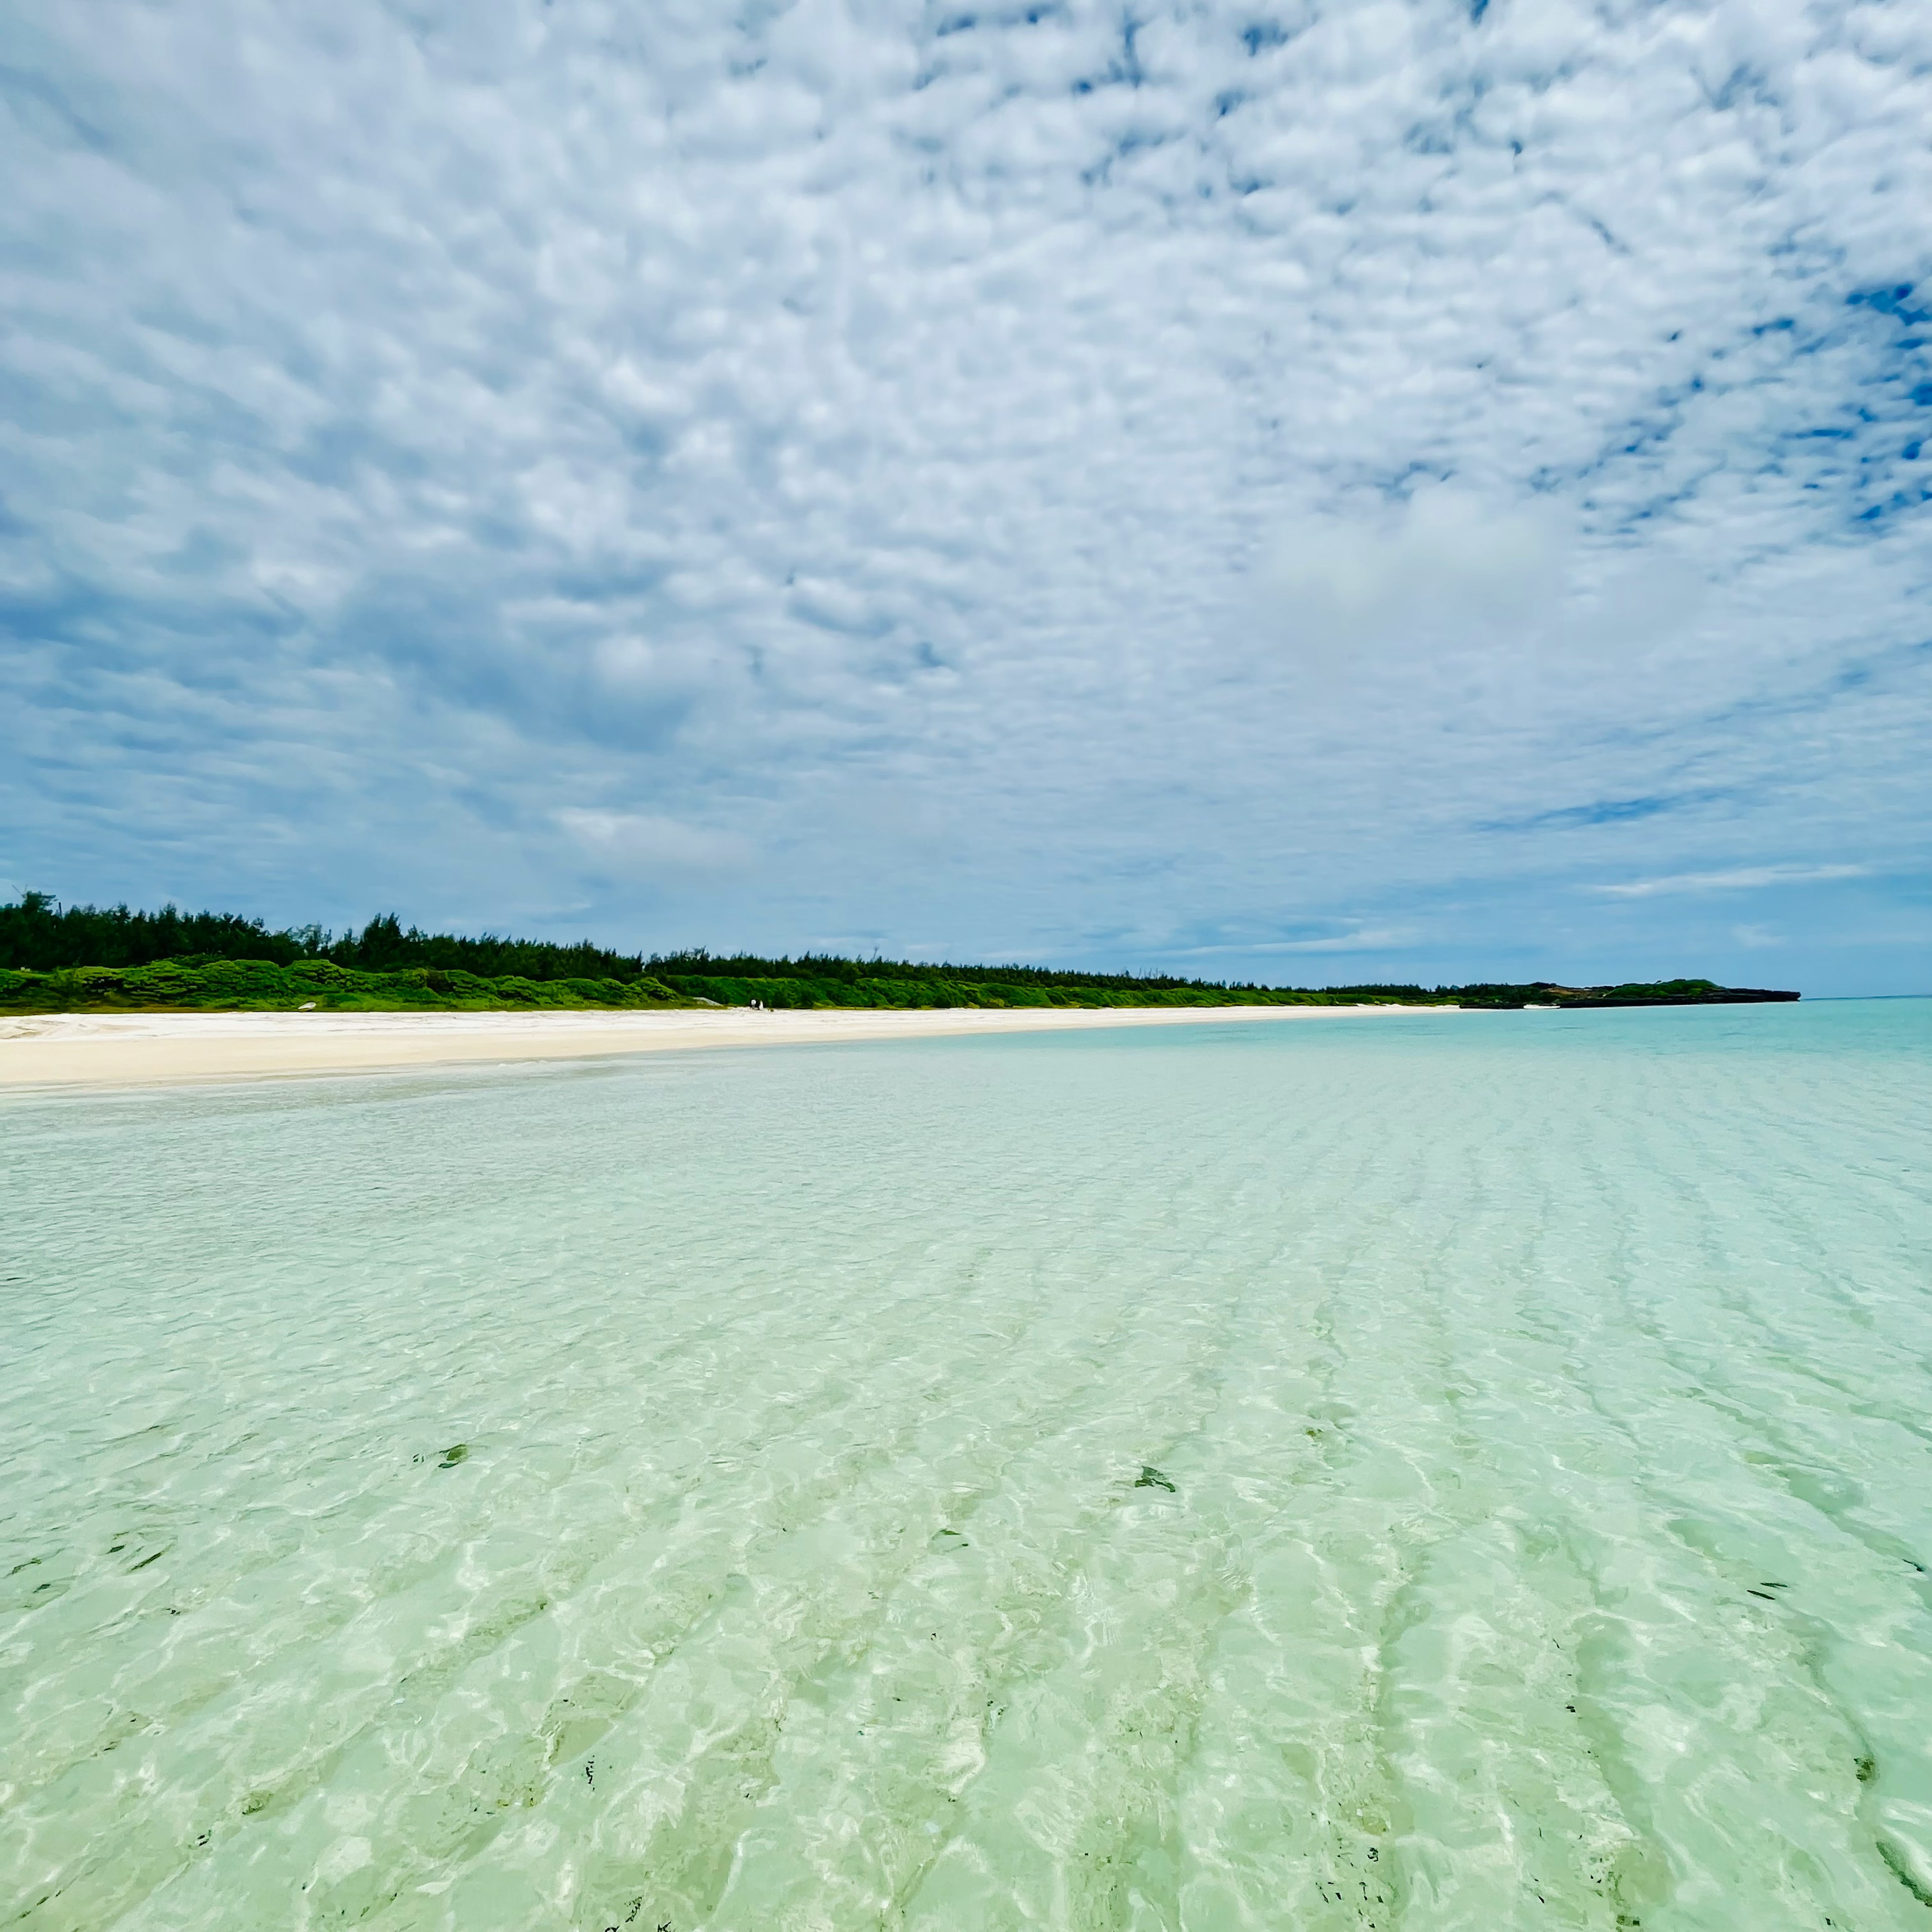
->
[
  {"left": 0, "top": 958, "right": 691, "bottom": 1014},
  {"left": 0, "top": 957, "right": 1796, "bottom": 1016}
]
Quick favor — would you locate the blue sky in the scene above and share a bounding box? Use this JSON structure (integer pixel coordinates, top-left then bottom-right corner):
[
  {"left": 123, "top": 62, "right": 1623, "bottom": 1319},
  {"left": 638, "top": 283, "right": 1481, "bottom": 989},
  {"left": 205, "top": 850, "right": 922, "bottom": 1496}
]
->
[{"left": 2, "top": 0, "right": 1927, "bottom": 992}]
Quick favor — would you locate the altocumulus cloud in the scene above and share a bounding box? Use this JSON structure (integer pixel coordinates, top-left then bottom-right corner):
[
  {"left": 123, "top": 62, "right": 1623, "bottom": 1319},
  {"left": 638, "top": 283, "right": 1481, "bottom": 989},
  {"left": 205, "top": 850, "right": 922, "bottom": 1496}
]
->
[{"left": 1, "top": 0, "right": 1928, "bottom": 991}]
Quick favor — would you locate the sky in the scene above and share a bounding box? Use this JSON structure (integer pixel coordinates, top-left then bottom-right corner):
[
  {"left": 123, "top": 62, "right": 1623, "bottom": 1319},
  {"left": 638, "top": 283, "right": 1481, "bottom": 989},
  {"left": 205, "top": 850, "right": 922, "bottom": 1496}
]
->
[{"left": 2, "top": 0, "right": 1928, "bottom": 993}]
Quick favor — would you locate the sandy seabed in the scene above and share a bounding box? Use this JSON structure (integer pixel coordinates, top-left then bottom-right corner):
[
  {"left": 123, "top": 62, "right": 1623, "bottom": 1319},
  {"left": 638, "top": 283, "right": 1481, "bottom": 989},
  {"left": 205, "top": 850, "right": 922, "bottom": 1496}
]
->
[
  {"left": 6, "top": 1000, "right": 1923, "bottom": 1927},
  {"left": 0, "top": 1002, "right": 1453, "bottom": 1091}
]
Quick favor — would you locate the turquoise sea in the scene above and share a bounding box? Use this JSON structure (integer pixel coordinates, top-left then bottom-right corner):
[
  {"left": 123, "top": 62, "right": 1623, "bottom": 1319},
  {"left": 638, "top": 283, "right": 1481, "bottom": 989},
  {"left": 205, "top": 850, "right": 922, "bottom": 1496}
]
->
[{"left": 4, "top": 1000, "right": 1930, "bottom": 1930}]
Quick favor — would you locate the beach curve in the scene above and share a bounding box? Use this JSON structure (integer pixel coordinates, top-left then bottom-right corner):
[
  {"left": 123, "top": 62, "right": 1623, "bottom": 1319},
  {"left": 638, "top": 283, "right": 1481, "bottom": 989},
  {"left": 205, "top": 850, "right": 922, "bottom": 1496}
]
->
[{"left": 0, "top": 1002, "right": 1457, "bottom": 1092}]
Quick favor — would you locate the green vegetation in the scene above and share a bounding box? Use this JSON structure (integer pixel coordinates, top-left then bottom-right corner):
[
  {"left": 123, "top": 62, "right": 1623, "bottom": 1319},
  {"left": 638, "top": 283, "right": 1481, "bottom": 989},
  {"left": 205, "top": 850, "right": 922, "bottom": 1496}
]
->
[
  {"left": 0, "top": 892, "right": 1799, "bottom": 1014},
  {"left": 0, "top": 891, "right": 647, "bottom": 982},
  {"left": 0, "top": 955, "right": 687, "bottom": 1014}
]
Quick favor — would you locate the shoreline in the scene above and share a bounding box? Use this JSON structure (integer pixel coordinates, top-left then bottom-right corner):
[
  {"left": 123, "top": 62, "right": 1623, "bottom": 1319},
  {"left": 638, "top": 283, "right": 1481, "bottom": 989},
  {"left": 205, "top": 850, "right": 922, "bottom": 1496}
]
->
[{"left": 0, "top": 1002, "right": 1456, "bottom": 1093}]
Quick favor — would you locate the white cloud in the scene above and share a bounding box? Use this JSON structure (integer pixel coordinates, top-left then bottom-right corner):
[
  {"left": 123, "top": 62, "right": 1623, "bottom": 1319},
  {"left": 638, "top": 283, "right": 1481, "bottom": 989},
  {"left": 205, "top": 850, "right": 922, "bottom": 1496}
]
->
[
  {"left": 1260, "top": 489, "right": 1570, "bottom": 663},
  {"left": 1179, "top": 927, "right": 1418, "bottom": 956},
  {"left": 553, "top": 810, "right": 750, "bottom": 878},
  {"left": 0, "top": 0, "right": 1927, "bottom": 991},
  {"left": 1256, "top": 928, "right": 1419, "bottom": 954},
  {"left": 1592, "top": 865, "right": 1870, "bottom": 900}
]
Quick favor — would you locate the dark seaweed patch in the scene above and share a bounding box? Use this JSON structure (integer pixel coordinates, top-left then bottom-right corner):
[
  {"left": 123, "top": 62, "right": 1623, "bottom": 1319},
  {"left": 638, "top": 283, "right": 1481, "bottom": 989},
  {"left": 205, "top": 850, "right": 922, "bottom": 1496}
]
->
[{"left": 1878, "top": 1835, "right": 1932, "bottom": 1907}]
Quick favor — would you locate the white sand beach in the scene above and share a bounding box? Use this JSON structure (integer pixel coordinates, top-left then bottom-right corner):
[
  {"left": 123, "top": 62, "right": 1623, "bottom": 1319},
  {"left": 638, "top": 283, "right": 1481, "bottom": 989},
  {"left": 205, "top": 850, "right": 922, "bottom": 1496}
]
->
[{"left": 0, "top": 1002, "right": 1452, "bottom": 1091}]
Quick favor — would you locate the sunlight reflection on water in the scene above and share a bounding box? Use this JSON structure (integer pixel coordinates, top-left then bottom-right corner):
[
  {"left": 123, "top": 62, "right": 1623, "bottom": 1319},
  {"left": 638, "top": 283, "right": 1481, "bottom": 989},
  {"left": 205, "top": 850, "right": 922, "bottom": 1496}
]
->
[{"left": 3, "top": 1001, "right": 1929, "bottom": 1930}]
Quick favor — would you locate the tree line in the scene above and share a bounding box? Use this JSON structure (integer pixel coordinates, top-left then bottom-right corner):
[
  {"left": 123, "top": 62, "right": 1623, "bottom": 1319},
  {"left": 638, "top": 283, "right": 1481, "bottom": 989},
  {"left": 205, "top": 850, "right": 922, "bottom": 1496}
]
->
[
  {"left": 0, "top": 890, "right": 1423, "bottom": 995},
  {"left": 0, "top": 892, "right": 1785, "bottom": 1010}
]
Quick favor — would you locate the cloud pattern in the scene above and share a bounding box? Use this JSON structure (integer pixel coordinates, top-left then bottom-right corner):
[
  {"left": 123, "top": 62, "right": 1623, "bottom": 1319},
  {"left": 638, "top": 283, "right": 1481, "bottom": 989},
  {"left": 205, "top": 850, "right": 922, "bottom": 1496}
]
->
[{"left": 2, "top": 0, "right": 1928, "bottom": 990}]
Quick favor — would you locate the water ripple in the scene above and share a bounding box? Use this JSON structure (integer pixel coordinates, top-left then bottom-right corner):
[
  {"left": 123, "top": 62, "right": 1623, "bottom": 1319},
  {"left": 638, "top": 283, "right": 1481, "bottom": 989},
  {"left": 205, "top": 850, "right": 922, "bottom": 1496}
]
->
[{"left": 2, "top": 1003, "right": 1928, "bottom": 1929}]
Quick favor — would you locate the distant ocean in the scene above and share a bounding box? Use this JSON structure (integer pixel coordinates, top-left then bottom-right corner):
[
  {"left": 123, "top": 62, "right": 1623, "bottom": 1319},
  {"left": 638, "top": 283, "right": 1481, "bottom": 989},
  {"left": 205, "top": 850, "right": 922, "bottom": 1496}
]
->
[{"left": 5, "top": 999, "right": 1930, "bottom": 1930}]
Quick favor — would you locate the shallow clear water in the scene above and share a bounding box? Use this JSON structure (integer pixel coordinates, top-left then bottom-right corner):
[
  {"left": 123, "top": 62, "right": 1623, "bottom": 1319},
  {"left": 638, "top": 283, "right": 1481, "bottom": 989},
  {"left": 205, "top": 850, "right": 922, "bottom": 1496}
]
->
[{"left": 4, "top": 1001, "right": 1930, "bottom": 1931}]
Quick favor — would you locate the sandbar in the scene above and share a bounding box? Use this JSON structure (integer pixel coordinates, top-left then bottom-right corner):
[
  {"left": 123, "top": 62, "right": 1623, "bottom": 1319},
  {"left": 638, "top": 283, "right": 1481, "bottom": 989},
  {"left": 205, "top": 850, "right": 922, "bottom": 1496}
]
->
[{"left": 0, "top": 1003, "right": 1453, "bottom": 1092}]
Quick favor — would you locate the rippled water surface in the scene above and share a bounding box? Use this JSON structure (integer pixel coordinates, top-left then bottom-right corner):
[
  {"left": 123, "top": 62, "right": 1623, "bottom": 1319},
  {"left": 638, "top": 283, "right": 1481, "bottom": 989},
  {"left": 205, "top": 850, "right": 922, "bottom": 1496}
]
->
[{"left": 5, "top": 1001, "right": 1931, "bottom": 1930}]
